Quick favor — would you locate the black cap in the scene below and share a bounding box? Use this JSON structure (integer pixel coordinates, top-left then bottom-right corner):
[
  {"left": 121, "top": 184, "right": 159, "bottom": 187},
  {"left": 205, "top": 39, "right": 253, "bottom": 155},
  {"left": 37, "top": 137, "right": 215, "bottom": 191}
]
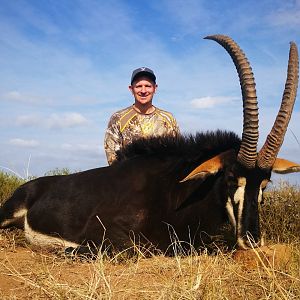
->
[{"left": 130, "top": 67, "right": 156, "bottom": 84}]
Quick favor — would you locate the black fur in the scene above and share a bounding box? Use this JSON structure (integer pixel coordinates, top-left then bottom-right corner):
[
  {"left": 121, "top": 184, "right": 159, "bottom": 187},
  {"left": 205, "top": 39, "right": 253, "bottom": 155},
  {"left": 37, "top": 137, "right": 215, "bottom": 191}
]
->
[{"left": 116, "top": 130, "right": 241, "bottom": 162}]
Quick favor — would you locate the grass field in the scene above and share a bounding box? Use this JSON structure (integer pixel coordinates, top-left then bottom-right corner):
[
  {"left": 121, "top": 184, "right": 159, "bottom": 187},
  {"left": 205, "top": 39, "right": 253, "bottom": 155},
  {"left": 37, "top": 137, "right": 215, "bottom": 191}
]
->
[{"left": 0, "top": 170, "right": 299, "bottom": 299}]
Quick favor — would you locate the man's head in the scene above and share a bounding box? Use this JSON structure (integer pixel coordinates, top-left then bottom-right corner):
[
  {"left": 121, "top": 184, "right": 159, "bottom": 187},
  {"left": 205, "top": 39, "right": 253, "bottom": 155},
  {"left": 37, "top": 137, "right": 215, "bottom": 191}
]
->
[
  {"left": 130, "top": 67, "right": 156, "bottom": 85},
  {"left": 129, "top": 67, "right": 158, "bottom": 113}
]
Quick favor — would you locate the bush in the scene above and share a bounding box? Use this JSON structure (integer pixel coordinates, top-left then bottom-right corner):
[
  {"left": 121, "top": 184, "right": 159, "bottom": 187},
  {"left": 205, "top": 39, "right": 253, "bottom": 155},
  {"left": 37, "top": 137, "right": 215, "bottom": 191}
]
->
[
  {"left": 261, "top": 181, "right": 300, "bottom": 243},
  {"left": 44, "top": 168, "right": 72, "bottom": 176},
  {"left": 0, "top": 171, "right": 25, "bottom": 205}
]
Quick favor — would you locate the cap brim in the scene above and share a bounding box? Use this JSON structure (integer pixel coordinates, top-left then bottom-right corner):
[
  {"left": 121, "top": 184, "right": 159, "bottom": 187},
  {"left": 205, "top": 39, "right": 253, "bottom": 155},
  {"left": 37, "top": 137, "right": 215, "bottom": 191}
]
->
[{"left": 131, "top": 72, "right": 156, "bottom": 84}]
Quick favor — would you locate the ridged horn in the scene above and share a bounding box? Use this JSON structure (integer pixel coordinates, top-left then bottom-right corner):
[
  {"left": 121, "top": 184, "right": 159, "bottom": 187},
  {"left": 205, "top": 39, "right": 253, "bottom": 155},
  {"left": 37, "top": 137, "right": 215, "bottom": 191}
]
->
[
  {"left": 205, "top": 35, "right": 259, "bottom": 168},
  {"left": 257, "top": 42, "right": 299, "bottom": 170}
]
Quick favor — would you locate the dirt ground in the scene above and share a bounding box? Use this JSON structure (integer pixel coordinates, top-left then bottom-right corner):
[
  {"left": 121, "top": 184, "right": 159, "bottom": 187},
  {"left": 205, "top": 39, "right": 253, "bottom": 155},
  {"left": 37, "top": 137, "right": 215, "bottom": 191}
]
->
[
  {"left": 0, "top": 233, "right": 90, "bottom": 299},
  {"left": 0, "top": 230, "right": 298, "bottom": 299},
  {"left": 0, "top": 231, "right": 187, "bottom": 299}
]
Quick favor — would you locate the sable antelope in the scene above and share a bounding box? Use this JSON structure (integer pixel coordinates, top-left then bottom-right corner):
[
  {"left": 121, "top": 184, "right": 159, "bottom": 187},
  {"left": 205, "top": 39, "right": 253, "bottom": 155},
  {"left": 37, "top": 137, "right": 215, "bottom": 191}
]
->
[{"left": 0, "top": 35, "right": 299, "bottom": 256}]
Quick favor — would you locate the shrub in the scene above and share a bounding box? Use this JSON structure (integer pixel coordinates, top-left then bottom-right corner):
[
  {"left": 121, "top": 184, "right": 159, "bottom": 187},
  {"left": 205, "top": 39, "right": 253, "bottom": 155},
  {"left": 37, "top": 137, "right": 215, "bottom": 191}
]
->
[
  {"left": 0, "top": 171, "right": 25, "bottom": 205},
  {"left": 44, "top": 168, "right": 72, "bottom": 176},
  {"left": 261, "top": 181, "right": 300, "bottom": 243}
]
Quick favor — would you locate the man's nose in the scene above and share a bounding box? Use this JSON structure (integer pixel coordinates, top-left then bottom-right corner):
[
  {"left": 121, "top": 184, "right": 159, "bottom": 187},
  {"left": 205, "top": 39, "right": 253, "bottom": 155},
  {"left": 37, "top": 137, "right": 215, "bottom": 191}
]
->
[{"left": 141, "top": 86, "right": 147, "bottom": 93}]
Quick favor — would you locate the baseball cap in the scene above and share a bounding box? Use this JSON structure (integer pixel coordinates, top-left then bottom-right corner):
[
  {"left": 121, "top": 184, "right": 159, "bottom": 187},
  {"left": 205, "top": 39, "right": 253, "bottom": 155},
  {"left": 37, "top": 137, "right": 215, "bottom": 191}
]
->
[{"left": 130, "top": 67, "right": 156, "bottom": 84}]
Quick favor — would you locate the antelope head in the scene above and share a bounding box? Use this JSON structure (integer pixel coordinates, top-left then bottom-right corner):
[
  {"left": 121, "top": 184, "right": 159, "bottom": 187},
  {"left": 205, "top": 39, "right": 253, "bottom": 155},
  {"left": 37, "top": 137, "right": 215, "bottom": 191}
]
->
[{"left": 183, "top": 35, "right": 300, "bottom": 249}]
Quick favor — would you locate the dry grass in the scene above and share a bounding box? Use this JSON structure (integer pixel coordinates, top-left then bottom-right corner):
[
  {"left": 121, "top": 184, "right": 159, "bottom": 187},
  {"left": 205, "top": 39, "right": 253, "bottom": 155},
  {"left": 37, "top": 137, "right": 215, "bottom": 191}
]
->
[
  {"left": 262, "top": 181, "right": 300, "bottom": 244},
  {"left": 0, "top": 231, "right": 299, "bottom": 299}
]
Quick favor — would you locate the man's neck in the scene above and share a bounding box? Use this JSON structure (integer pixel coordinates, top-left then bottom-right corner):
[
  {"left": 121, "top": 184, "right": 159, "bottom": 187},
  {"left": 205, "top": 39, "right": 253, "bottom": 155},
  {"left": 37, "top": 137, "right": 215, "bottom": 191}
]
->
[{"left": 133, "top": 104, "right": 155, "bottom": 114}]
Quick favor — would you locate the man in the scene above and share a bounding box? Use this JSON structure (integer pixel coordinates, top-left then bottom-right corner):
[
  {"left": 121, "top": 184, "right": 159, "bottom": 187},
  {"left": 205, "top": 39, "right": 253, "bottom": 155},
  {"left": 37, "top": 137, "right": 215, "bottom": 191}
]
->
[{"left": 104, "top": 67, "right": 180, "bottom": 165}]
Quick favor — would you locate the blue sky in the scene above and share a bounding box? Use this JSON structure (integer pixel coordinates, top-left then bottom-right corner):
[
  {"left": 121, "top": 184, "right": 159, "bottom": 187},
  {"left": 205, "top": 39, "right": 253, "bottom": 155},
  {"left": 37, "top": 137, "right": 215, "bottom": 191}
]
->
[{"left": 0, "top": 0, "right": 300, "bottom": 184}]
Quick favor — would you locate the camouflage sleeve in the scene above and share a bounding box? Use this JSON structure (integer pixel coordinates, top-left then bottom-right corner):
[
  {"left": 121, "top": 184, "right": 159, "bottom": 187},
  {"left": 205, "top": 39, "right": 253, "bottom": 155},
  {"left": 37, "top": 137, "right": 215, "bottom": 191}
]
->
[
  {"left": 173, "top": 118, "right": 180, "bottom": 136},
  {"left": 104, "top": 114, "right": 123, "bottom": 165},
  {"left": 170, "top": 115, "right": 180, "bottom": 136}
]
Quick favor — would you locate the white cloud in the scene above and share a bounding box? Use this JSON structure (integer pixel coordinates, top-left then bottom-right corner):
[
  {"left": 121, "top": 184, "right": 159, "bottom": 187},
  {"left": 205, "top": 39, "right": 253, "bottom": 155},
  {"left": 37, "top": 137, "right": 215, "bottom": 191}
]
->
[
  {"left": 2, "top": 91, "right": 47, "bottom": 104},
  {"left": 46, "top": 113, "right": 88, "bottom": 129},
  {"left": 4, "top": 90, "right": 32, "bottom": 102},
  {"left": 4, "top": 91, "right": 23, "bottom": 101},
  {"left": 9, "top": 138, "right": 39, "bottom": 147},
  {"left": 16, "top": 115, "right": 41, "bottom": 126},
  {"left": 14, "top": 112, "right": 89, "bottom": 129},
  {"left": 190, "top": 96, "right": 237, "bottom": 109}
]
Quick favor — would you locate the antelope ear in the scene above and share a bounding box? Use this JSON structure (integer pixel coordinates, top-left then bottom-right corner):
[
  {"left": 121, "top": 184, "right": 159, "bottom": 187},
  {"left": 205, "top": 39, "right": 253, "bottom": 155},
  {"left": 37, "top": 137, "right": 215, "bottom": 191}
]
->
[
  {"left": 272, "top": 158, "right": 300, "bottom": 174},
  {"left": 180, "top": 150, "right": 235, "bottom": 182}
]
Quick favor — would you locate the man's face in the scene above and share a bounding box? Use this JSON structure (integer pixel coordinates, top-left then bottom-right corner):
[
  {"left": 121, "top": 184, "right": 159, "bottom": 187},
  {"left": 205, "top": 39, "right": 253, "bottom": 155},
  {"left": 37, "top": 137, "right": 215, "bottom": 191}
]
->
[{"left": 129, "top": 76, "right": 157, "bottom": 106}]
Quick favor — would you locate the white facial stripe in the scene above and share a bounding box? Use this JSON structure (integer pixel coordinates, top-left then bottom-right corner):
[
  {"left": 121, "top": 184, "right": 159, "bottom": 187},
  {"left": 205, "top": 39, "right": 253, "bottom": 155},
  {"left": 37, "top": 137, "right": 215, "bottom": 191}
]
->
[
  {"left": 258, "top": 179, "right": 268, "bottom": 204},
  {"left": 236, "top": 190, "right": 245, "bottom": 239},
  {"left": 261, "top": 179, "right": 269, "bottom": 190},
  {"left": 24, "top": 216, "right": 79, "bottom": 248},
  {"left": 235, "top": 177, "right": 246, "bottom": 239},
  {"left": 233, "top": 185, "right": 245, "bottom": 204},
  {"left": 226, "top": 177, "right": 246, "bottom": 239},
  {"left": 226, "top": 198, "right": 236, "bottom": 230},
  {"left": 258, "top": 188, "right": 263, "bottom": 203}
]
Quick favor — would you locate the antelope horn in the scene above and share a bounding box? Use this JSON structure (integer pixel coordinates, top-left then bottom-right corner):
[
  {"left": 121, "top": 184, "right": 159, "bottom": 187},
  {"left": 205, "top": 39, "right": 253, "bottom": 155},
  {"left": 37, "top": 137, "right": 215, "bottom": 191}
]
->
[
  {"left": 205, "top": 35, "right": 259, "bottom": 168},
  {"left": 257, "top": 42, "right": 299, "bottom": 170}
]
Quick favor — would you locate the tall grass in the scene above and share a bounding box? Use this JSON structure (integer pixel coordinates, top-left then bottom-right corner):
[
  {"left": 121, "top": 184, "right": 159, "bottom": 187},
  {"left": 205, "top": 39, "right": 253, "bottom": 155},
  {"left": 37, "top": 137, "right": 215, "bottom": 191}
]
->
[{"left": 262, "top": 181, "right": 300, "bottom": 244}]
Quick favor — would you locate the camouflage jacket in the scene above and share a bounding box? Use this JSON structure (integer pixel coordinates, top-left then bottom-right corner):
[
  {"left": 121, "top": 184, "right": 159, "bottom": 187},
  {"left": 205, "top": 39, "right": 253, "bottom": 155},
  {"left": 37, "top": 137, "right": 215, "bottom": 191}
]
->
[{"left": 104, "top": 105, "right": 180, "bottom": 165}]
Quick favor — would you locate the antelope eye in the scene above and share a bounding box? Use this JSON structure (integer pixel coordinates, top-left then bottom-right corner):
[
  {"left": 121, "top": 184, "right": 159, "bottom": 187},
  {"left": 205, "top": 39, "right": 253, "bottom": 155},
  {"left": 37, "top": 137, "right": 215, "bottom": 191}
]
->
[
  {"left": 228, "top": 180, "right": 238, "bottom": 190},
  {"left": 227, "top": 172, "right": 235, "bottom": 181}
]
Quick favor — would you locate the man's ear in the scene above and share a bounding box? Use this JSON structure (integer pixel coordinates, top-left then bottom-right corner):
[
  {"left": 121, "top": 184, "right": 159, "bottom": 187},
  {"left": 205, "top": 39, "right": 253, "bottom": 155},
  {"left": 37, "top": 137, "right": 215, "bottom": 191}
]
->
[
  {"left": 272, "top": 158, "right": 300, "bottom": 174},
  {"left": 180, "top": 150, "right": 235, "bottom": 182}
]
